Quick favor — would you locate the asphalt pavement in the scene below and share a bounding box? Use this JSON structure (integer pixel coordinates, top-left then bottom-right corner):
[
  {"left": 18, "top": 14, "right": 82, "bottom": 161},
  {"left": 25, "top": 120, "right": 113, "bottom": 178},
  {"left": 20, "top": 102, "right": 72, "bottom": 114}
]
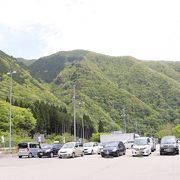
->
[{"left": 0, "top": 148, "right": 180, "bottom": 180}]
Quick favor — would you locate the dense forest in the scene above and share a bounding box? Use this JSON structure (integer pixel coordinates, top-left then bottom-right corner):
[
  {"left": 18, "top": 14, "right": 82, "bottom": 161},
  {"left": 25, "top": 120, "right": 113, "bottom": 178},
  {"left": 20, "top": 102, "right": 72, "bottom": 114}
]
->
[{"left": 0, "top": 50, "right": 180, "bottom": 144}]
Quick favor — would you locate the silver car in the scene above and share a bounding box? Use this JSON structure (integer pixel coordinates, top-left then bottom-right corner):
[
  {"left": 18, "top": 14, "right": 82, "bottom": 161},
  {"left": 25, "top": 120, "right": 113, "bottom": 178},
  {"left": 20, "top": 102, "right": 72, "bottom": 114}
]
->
[
  {"left": 58, "top": 142, "right": 84, "bottom": 158},
  {"left": 18, "top": 142, "right": 41, "bottom": 158}
]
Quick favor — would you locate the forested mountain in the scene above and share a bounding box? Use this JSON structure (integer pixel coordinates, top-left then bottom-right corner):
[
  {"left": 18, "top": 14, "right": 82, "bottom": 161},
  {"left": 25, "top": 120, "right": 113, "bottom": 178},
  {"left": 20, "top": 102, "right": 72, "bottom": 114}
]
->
[
  {"left": 0, "top": 49, "right": 179, "bottom": 140},
  {"left": 0, "top": 51, "right": 74, "bottom": 138},
  {"left": 29, "top": 50, "right": 180, "bottom": 136},
  {"left": 0, "top": 50, "right": 65, "bottom": 105}
]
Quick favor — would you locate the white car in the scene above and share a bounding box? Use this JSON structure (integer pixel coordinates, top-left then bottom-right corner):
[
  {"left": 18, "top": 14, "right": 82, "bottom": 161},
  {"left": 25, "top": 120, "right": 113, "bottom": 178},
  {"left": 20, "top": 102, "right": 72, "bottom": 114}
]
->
[
  {"left": 132, "top": 137, "right": 152, "bottom": 156},
  {"left": 58, "top": 142, "right": 84, "bottom": 158},
  {"left": 83, "top": 142, "right": 99, "bottom": 155},
  {"left": 123, "top": 140, "right": 134, "bottom": 149}
]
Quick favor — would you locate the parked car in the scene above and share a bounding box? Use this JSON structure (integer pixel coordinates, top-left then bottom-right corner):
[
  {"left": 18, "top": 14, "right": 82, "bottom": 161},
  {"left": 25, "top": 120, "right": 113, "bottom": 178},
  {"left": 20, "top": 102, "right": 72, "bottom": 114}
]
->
[
  {"left": 160, "top": 136, "right": 179, "bottom": 155},
  {"left": 98, "top": 142, "right": 106, "bottom": 154},
  {"left": 18, "top": 142, "right": 41, "bottom": 158},
  {"left": 58, "top": 142, "right": 84, "bottom": 158},
  {"left": 123, "top": 140, "right": 134, "bottom": 149},
  {"left": 149, "top": 137, "right": 156, "bottom": 152},
  {"left": 37, "top": 143, "right": 63, "bottom": 158},
  {"left": 132, "top": 137, "right": 151, "bottom": 156},
  {"left": 101, "top": 141, "right": 126, "bottom": 157},
  {"left": 83, "top": 142, "right": 99, "bottom": 155}
]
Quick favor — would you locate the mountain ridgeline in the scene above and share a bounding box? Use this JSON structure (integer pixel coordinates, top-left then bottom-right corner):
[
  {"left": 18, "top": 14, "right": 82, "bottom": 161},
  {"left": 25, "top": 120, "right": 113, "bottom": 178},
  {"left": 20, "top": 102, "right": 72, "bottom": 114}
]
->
[{"left": 0, "top": 50, "right": 180, "bottom": 138}]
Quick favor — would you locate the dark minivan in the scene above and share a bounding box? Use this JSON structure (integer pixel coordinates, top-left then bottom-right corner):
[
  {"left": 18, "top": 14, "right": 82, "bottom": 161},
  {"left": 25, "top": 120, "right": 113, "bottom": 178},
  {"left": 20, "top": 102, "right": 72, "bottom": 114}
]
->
[
  {"left": 160, "top": 136, "right": 179, "bottom": 155},
  {"left": 101, "top": 141, "right": 126, "bottom": 157}
]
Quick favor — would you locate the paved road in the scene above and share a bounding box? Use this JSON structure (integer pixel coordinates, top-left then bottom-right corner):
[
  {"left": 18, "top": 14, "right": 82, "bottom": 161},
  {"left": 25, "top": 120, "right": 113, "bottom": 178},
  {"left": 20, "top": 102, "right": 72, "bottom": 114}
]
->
[{"left": 0, "top": 149, "right": 180, "bottom": 180}]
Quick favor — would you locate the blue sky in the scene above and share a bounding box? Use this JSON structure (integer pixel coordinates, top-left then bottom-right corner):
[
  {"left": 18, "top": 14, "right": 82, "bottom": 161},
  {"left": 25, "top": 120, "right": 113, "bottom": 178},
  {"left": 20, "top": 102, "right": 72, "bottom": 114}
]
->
[{"left": 0, "top": 0, "right": 180, "bottom": 61}]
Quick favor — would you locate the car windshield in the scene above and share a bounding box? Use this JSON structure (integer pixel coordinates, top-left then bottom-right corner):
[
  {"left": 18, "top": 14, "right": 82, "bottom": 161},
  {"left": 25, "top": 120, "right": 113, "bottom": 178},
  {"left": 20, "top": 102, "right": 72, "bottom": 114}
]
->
[
  {"left": 134, "top": 139, "right": 147, "bottom": 145},
  {"left": 18, "top": 143, "right": 28, "bottom": 149},
  {"left": 161, "top": 137, "right": 176, "bottom": 144},
  {"left": 63, "top": 142, "right": 75, "bottom": 148},
  {"left": 104, "top": 142, "right": 118, "bottom": 147},
  {"left": 84, "top": 143, "right": 93, "bottom": 147}
]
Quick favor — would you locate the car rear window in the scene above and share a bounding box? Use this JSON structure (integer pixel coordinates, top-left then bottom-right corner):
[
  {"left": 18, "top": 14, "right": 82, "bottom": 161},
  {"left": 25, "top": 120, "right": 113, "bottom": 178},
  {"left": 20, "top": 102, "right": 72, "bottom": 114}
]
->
[{"left": 18, "top": 143, "right": 28, "bottom": 149}]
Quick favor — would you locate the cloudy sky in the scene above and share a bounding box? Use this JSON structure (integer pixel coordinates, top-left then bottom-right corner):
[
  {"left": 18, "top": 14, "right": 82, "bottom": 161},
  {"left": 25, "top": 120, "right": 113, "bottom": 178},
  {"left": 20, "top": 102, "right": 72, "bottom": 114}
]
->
[{"left": 0, "top": 0, "right": 180, "bottom": 61}]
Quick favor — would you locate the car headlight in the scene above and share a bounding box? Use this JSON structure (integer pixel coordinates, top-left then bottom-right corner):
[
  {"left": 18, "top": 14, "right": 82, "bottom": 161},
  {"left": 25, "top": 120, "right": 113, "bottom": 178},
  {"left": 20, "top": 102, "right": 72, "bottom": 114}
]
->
[{"left": 112, "top": 148, "right": 117, "bottom": 152}]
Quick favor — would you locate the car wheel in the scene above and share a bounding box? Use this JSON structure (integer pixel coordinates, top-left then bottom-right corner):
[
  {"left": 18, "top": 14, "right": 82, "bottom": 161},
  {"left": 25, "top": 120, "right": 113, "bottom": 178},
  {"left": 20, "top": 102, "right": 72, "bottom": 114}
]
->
[
  {"left": 101, "top": 154, "right": 105, "bottom": 158},
  {"left": 123, "top": 151, "right": 126, "bottom": 155},
  {"left": 28, "top": 153, "right": 32, "bottom": 158},
  {"left": 49, "top": 152, "right": 53, "bottom": 158},
  {"left": 81, "top": 151, "right": 84, "bottom": 157},
  {"left": 38, "top": 155, "right": 42, "bottom": 158},
  {"left": 177, "top": 150, "right": 179, "bottom": 155},
  {"left": 18, "top": 156, "right": 22, "bottom": 158},
  {"left": 72, "top": 152, "right": 75, "bottom": 158},
  {"left": 160, "top": 152, "right": 163, "bottom": 155}
]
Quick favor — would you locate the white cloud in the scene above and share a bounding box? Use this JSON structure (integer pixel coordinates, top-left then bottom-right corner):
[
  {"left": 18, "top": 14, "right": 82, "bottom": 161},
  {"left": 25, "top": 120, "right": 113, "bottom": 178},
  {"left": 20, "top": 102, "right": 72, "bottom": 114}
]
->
[{"left": 0, "top": 0, "right": 180, "bottom": 60}]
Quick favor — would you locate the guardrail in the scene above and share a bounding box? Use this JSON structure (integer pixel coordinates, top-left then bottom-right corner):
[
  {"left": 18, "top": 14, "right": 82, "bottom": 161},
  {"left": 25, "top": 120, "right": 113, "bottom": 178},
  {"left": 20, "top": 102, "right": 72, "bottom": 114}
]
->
[{"left": 0, "top": 147, "right": 17, "bottom": 154}]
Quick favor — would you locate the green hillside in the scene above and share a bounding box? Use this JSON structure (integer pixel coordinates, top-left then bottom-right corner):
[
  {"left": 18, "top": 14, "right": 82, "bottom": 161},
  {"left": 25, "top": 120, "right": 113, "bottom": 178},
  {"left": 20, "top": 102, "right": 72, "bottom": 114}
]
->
[
  {"left": 17, "top": 58, "right": 36, "bottom": 66},
  {"left": 0, "top": 51, "right": 64, "bottom": 105},
  {"left": 0, "top": 51, "right": 73, "bottom": 141},
  {"left": 1, "top": 49, "right": 180, "bottom": 140},
  {"left": 29, "top": 50, "right": 180, "bottom": 136}
]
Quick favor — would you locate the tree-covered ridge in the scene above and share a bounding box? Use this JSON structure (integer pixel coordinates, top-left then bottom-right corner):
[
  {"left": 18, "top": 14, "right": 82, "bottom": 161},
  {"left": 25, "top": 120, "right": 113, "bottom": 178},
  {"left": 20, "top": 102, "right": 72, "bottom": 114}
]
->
[
  {"left": 27, "top": 50, "right": 180, "bottom": 135},
  {"left": 0, "top": 49, "right": 180, "bottom": 139},
  {"left": 0, "top": 51, "right": 65, "bottom": 106},
  {"left": 144, "top": 61, "right": 180, "bottom": 83},
  {"left": 29, "top": 50, "right": 89, "bottom": 83},
  {"left": 50, "top": 55, "right": 162, "bottom": 135}
]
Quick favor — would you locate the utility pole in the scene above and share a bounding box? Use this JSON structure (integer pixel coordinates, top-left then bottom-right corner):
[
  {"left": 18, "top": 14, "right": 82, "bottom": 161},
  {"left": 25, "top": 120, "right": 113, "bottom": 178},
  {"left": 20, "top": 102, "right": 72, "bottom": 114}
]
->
[
  {"left": 7, "top": 71, "right": 16, "bottom": 153},
  {"left": 73, "top": 85, "right": 76, "bottom": 141},
  {"left": 135, "top": 120, "right": 138, "bottom": 134},
  {"left": 121, "top": 108, "right": 126, "bottom": 133},
  {"left": 79, "top": 101, "right": 85, "bottom": 143}
]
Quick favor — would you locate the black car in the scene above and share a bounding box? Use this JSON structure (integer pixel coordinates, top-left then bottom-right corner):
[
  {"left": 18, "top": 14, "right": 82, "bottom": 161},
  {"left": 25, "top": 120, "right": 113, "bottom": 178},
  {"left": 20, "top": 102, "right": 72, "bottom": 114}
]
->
[
  {"left": 101, "top": 141, "right": 126, "bottom": 157},
  {"left": 37, "top": 143, "right": 63, "bottom": 158},
  {"left": 160, "top": 136, "right": 179, "bottom": 155}
]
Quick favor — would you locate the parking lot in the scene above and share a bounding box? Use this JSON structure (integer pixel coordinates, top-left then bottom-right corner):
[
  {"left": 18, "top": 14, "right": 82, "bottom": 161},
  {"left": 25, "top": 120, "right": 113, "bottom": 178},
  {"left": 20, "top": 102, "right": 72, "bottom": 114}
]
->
[{"left": 0, "top": 148, "right": 180, "bottom": 180}]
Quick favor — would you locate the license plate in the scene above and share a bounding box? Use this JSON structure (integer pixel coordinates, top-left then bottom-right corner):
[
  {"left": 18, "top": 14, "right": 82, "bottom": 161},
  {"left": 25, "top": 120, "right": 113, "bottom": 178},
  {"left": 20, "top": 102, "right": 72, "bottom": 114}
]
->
[
  {"left": 137, "top": 150, "right": 142, "bottom": 155},
  {"left": 19, "top": 149, "right": 26, "bottom": 152},
  {"left": 165, "top": 149, "right": 172, "bottom": 152}
]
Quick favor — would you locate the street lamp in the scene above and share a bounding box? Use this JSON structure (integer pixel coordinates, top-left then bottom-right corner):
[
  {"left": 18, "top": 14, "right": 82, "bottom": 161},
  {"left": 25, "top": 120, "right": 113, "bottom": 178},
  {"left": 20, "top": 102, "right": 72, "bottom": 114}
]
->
[{"left": 7, "top": 70, "right": 16, "bottom": 153}]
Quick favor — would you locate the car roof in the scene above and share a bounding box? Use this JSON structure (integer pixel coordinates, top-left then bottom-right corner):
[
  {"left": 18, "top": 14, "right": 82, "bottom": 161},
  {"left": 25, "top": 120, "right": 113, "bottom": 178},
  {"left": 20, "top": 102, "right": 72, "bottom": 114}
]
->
[{"left": 162, "top": 136, "right": 176, "bottom": 139}]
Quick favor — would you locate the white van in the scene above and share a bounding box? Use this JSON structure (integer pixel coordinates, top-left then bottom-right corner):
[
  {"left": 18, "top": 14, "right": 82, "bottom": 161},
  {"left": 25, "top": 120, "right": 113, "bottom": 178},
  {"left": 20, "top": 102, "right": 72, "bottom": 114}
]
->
[
  {"left": 18, "top": 142, "right": 41, "bottom": 158},
  {"left": 132, "top": 137, "right": 152, "bottom": 156}
]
